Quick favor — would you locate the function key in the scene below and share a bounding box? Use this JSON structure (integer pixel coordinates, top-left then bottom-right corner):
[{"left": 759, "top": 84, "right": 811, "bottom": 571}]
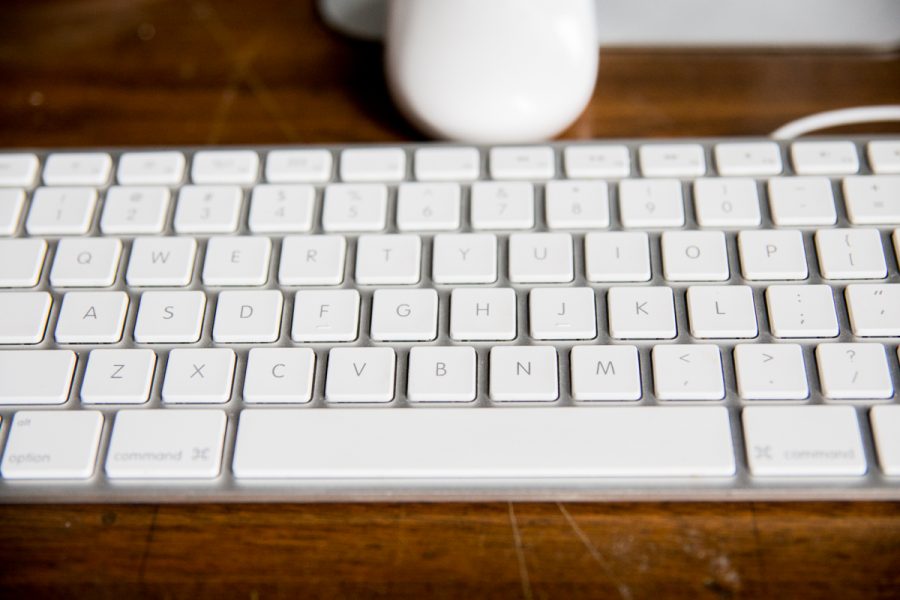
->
[
  {"left": 0, "top": 153, "right": 39, "bottom": 187},
  {"left": 714, "top": 142, "right": 782, "bottom": 176},
  {"left": 43, "top": 152, "right": 112, "bottom": 186},
  {"left": 117, "top": 151, "right": 186, "bottom": 185},
  {"left": 867, "top": 140, "right": 900, "bottom": 174},
  {"left": 191, "top": 150, "right": 259, "bottom": 185},
  {"left": 490, "top": 146, "right": 554, "bottom": 180},
  {"left": 340, "top": 148, "right": 405, "bottom": 182},
  {"left": 414, "top": 147, "right": 479, "bottom": 181},
  {"left": 265, "top": 149, "right": 332, "bottom": 183},
  {"left": 563, "top": 145, "right": 630, "bottom": 178},
  {"left": 639, "top": 144, "right": 705, "bottom": 177},
  {"left": 791, "top": 141, "right": 859, "bottom": 175}
]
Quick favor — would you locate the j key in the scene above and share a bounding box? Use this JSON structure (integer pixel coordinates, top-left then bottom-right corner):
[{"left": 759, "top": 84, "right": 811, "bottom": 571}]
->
[
  {"left": 173, "top": 185, "right": 242, "bottom": 234},
  {"left": 0, "top": 238, "right": 47, "bottom": 287},
  {"left": 325, "top": 347, "right": 396, "bottom": 403},
  {"left": 406, "top": 346, "right": 477, "bottom": 403},
  {"left": 265, "top": 149, "right": 332, "bottom": 183},
  {"left": 528, "top": 287, "right": 596, "bottom": 340},
  {"left": 0, "top": 411, "right": 103, "bottom": 479},
  {"left": 43, "top": 152, "right": 112, "bottom": 186},
  {"left": 26, "top": 187, "right": 97, "bottom": 235},
  {"left": 569, "top": 345, "right": 642, "bottom": 401},
  {"left": 489, "top": 346, "right": 558, "bottom": 402},
  {"left": 99, "top": 186, "right": 170, "bottom": 234},
  {"left": 80, "top": 349, "right": 157, "bottom": 404},
  {"left": 126, "top": 237, "right": 197, "bottom": 287},
  {"left": 414, "top": 147, "right": 479, "bottom": 181},
  {"left": 0, "top": 350, "right": 76, "bottom": 405},
  {"left": 54, "top": 291, "right": 129, "bottom": 344},
  {"left": 133, "top": 290, "right": 206, "bottom": 344},
  {"left": 191, "top": 150, "right": 259, "bottom": 185},
  {"left": 0, "top": 291, "right": 52, "bottom": 344},
  {"left": 162, "top": 348, "right": 236, "bottom": 404},
  {"left": 243, "top": 347, "right": 315, "bottom": 404},
  {"left": 290, "top": 289, "right": 360, "bottom": 342},
  {"left": 117, "top": 151, "right": 186, "bottom": 185},
  {"left": 278, "top": 235, "right": 346, "bottom": 286}
]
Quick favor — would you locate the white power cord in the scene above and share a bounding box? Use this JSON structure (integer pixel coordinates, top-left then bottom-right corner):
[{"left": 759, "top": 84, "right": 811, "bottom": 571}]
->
[{"left": 771, "top": 105, "right": 900, "bottom": 139}]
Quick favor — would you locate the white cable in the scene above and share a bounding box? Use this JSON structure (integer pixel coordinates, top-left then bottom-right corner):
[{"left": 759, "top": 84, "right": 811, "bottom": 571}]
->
[{"left": 770, "top": 105, "right": 900, "bottom": 140}]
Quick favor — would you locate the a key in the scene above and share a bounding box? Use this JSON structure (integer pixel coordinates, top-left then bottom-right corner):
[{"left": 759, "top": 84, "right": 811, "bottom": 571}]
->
[
  {"left": 528, "top": 287, "right": 596, "bottom": 340},
  {"left": 743, "top": 405, "right": 865, "bottom": 476},
  {"left": 321, "top": 183, "right": 387, "bottom": 232},
  {"left": 563, "top": 145, "right": 630, "bottom": 178},
  {"left": 843, "top": 175, "right": 900, "bottom": 225},
  {"left": 508, "top": 232, "right": 574, "bottom": 283},
  {"left": 0, "top": 153, "right": 39, "bottom": 187},
  {"left": 660, "top": 230, "right": 729, "bottom": 281},
  {"left": 414, "top": 147, "right": 479, "bottom": 181},
  {"left": 395, "top": 182, "right": 461, "bottom": 231},
  {"left": 733, "top": 343, "right": 809, "bottom": 400},
  {"left": 202, "top": 236, "right": 272, "bottom": 286},
  {"left": 278, "top": 235, "right": 346, "bottom": 285},
  {"left": 406, "top": 346, "right": 477, "bottom": 403},
  {"left": 638, "top": 144, "right": 705, "bottom": 177},
  {"left": 126, "top": 237, "right": 197, "bottom": 287},
  {"left": 791, "top": 141, "right": 859, "bottom": 175},
  {"left": 816, "top": 343, "right": 893, "bottom": 400},
  {"left": 0, "top": 350, "right": 76, "bottom": 405},
  {"left": 49, "top": 238, "right": 122, "bottom": 287},
  {"left": 105, "top": 410, "right": 227, "bottom": 478},
  {"left": 0, "top": 239, "right": 47, "bottom": 287},
  {"left": 370, "top": 288, "right": 438, "bottom": 341},
  {"left": 55, "top": 291, "right": 129, "bottom": 344},
  {"left": 247, "top": 184, "right": 315, "bottom": 233},
  {"left": 80, "top": 349, "right": 157, "bottom": 404},
  {"left": 0, "top": 411, "right": 103, "bottom": 479},
  {"left": 713, "top": 142, "right": 782, "bottom": 176},
  {"left": 265, "top": 149, "right": 332, "bottom": 183},
  {"left": 544, "top": 180, "right": 610, "bottom": 230},
  {"left": 212, "top": 290, "right": 284, "bottom": 343},
  {"left": 449, "top": 287, "right": 516, "bottom": 341},
  {"left": 133, "top": 290, "right": 206, "bottom": 344},
  {"left": 0, "top": 188, "right": 25, "bottom": 235},
  {"left": 99, "top": 186, "right": 170, "bottom": 234},
  {"left": 815, "top": 228, "right": 886, "bottom": 280},
  {"left": 290, "top": 289, "right": 360, "bottom": 342},
  {"left": 162, "top": 348, "right": 236, "bottom": 404},
  {"left": 686, "top": 285, "right": 757, "bottom": 338},
  {"left": 43, "top": 152, "right": 112, "bottom": 186},
  {"left": 470, "top": 181, "right": 534, "bottom": 230},
  {"left": 867, "top": 141, "right": 900, "bottom": 175},
  {"left": 0, "top": 292, "right": 52, "bottom": 344},
  {"left": 607, "top": 286, "right": 677, "bottom": 340},
  {"left": 618, "top": 179, "right": 684, "bottom": 228},
  {"left": 117, "top": 151, "right": 186, "bottom": 185},
  {"left": 243, "top": 348, "right": 315, "bottom": 404},
  {"left": 845, "top": 284, "right": 900, "bottom": 337},
  {"left": 355, "top": 234, "right": 421, "bottom": 285},
  {"left": 569, "top": 345, "right": 641, "bottom": 401},
  {"left": 490, "top": 146, "right": 554, "bottom": 180},
  {"left": 768, "top": 177, "right": 836, "bottom": 226},
  {"left": 431, "top": 233, "right": 497, "bottom": 284},
  {"left": 26, "top": 187, "right": 97, "bottom": 235},
  {"left": 173, "top": 185, "right": 242, "bottom": 233},
  {"left": 340, "top": 148, "right": 406, "bottom": 182},
  {"left": 738, "top": 230, "right": 808, "bottom": 280},
  {"left": 870, "top": 405, "right": 900, "bottom": 475},
  {"left": 489, "top": 346, "right": 558, "bottom": 402},
  {"left": 693, "top": 178, "right": 761, "bottom": 227},
  {"left": 584, "top": 232, "right": 651, "bottom": 282},
  {"left": 652, "top": 345, "right": 725, "bottom": 401},
  {"left": 766, "top": 284, "right": 839, "bottom": 338},
  {"left": 325, "top": 347, "right": 396, "bottom": 403},
  {"left": 191, "top": 150, "right": 259, "bottom": 184}
]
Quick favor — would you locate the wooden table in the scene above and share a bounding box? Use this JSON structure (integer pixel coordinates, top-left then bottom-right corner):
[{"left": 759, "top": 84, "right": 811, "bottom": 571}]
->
[{"left": 1, "top": 1, "right": 899, "bottom": 598}]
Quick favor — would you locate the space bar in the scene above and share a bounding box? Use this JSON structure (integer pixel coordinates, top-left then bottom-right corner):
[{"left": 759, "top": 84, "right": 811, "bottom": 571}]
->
[{"left": 232, "top": 407, "right": 736, "bottom": 478}]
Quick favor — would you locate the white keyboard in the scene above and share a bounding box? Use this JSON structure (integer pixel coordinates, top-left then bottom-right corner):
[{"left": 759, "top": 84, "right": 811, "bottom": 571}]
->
[{"left": 1, "top": 138, "right": 900, "bottom": 502}]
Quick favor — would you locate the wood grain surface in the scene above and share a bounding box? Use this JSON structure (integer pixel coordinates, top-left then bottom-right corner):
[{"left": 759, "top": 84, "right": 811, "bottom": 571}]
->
[{"left": 1, "top": 1, "right": 900, "bottom": 599}]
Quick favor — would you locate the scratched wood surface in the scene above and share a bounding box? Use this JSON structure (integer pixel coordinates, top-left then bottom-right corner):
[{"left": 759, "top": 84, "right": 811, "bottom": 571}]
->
[{"left": 1, "top": 1, "right": 900, "bottom": 598}]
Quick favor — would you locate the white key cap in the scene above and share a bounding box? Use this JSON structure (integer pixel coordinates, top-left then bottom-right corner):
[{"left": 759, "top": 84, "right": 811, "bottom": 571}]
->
[
  {"left": 0, "top": 153, "right": 39, "bottom": 187},
  {"left": 870, "top": 405, "right": 900, "bottom": 475},
  {"left": 243, "top": 348, "right": 315, "bottom": 404},
  {"left": 450, "top": 287, "right": 516, "bottom": 341},
  {"left": 653, "top": 344, "right": 725, "bottom": 400},
  {"left": 639, "top": 144, "right": 705, "bottom": 177},
  {"left": 584, "top": 232, "right": 651, "bottom": 282},
  {"left": 431, "top": 233, "right": 497, "bottom": 284},
  {"left": 569, "top": 345, "right": 641, "bottom": 401},
  {"left": 265, "top": 149, "right": 332, "bottom": 183},
  {"left": 162, "top": 348, "right": 235, "bottom": 404},
  {"left": 693, "top": 178, "right": 761, "bottom": 227},
  {"left": 734, "top": 343, "right": 809, "bottom": 400},
  {"left": 291, "top": 289, "right": 359, "bottom": 342},
  {"left": 340, "top": 148, "right": 405, "bottom": 182},
  {"left": 414, "top": 147, "right": 479, "bottom": 181},
  {"left": 845, "top": 284, "right": 900, "bottom": 337},
  {"left": 489, "top": 346, "right": 558, "bottom": 402},
  {"left": 55, "top": 291, "right": 129, "bottom": 344},
  {"left": 563, "top": 145, "right": 630, "bottom": 178},
  {"left": 191, "top": 150, "right": 259, "bottom": 184},
  {"left": 278, "top": 235, "right": 346, "bottom": 285},
  {"left": 133, "top": 290, "right": 206, "bottom": 344},
  {"left": 26, "top": 187, "right": 97, "bottom": 235},
  {"left": 686, "top": 285, "right": 758, "bottom": 338},
  {"left": 0, "top": 239, "right": 47, "bottom": 287},
  {"left": 1, "top": 411, "right": 102, "bottom": 479},
  {"left": 608, "top": 286, "right": 676, "bottom": 340},
  {"left": 738, "top": 229, "right": 808, "bottom": 280},
  {"left": 618, "top": 179, "right": 684, "bottom": 228},
  {"left": 743, "top": 406, "right": 865, "bottom": 476},
  {"left": 867, "top": 140, "right": 900, "bottom": 174},
  {"left": 80, "top": 349, "right": 156, "bottom": 404},
  {"left": 202, "top": 236, "right": 271, "bottom": 286},
  {"left": 490, "top": 146, "right": 554, "bottom": 180},
  {"left": 50, "top": 238, "right": 122, "bottom": 287},
  {"left": 0, "top": 292, "right": 51, "bottom": 344},
  {"left": 117, "top": 151, "right": 185, "bottom": 185},
  {"left": 232, "top": 406, "right": 735, "bottom": 478},
  {"left": 99, "top": 186, "right": 170, "bottom": 234},
  {"left": 173, "top": 185, "right": 242, "bottom": 233},
  {"left": 370, "top": 288, "right": 438, "bottom": 341},
  {"left": 896, "top": 229, "right": 900, "bottom": 269},
  {"left": 816, "top": 228, "right": 886, "bottom": 280},
  {"left": 508, "top": 232, "right": 574, "bottom": 283},
  {"left": 529, "top": 287, "right": 596, "bottom": 340},
  {"left": 355, "top": 234, "right": 421, "bottom": 285},
  {"left": 816, "top": 343, "right": 893, "bottom": 400},
  {"left": 766, "top": 284, "right": 839, "bottom": 338},
  {"left": 0, "top": 188, "right": 25, "bottom": 234},
  {"left": 407, "top": 346, "right": 477, "bottom": 403},
  {"left": 126, "top": 237, "right": 197, "bottom": 287},
  {"left": 0, "top": 350, "right": 76, "bottom": 405},
  {"left": 544, "top": 180, "right": 610, "bottom": 230},
  {"left": 43, "top": 152, "right": 111, "bottom": 186},
  {"left": 105, "top": 410, "right": 227, "bottom": 479},
  {"left": 395, "top": 182, "right": 461, "bottom": 231},
  {"left": 843, "top": 175, "right": 900, "bottom": 225},
  {"left": 247, "top": 184, "right": 315, "bottom": 233},
  {"left": 470, "top": 181, "right": 534, "bottom": 230},
  {"left": 714, "top": 142, "right": 782, "bottom": 176},
  {"left": 768, "top": 177, "right": 836, "bottom": 226},
  {"left": 321, "top": 183, "right": 387, "bottom": 232},
  {"left": 791, "top": 141, "right": 859, "bottom": 175},
  {"left": 212, "top": 290, "right": 283, "bottom": 343},
  {"left": 661, "top": 230, "right": 729, "bottom": 281},
  {"left": 325, "top": 347, "right": 395, "bottom": 403}
]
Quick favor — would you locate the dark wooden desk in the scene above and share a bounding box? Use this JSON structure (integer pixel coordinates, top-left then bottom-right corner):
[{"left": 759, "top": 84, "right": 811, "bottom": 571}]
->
[{"left": 1, "top": 1, "right": 899, "bottom": 598}]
